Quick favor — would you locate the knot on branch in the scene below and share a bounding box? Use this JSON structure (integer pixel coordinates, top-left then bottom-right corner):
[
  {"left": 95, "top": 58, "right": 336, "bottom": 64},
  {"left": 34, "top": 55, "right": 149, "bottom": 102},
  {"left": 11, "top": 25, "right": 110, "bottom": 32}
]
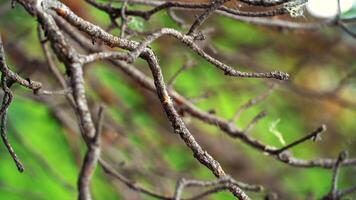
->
[
  {"left": 269, "top": 71, "right": 289, "bottom": 80},
  {"left": 191, "top": 32, "right": 206, "bottom": 41},
  {"left": 277, "top": 150, "right": 292, "bottom": 162},
  {"left": 337, "top": 150, "right": 348, "bottom": 163},
  {"left": 311, "top": 124, "right": 326, "bottom": 141},
  {"left": 282, "top": 0, "right": 308, "bottom": 18},
  {"left": 26, "top": 78, "right": 42, "bottom": 91}
]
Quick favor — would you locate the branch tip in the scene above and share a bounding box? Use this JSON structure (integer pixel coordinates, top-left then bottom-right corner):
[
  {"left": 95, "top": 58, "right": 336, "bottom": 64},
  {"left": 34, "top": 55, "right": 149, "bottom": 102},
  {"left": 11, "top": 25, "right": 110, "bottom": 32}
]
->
[{"left": 272, "top": 71, "right": 289, "bottom": 80}]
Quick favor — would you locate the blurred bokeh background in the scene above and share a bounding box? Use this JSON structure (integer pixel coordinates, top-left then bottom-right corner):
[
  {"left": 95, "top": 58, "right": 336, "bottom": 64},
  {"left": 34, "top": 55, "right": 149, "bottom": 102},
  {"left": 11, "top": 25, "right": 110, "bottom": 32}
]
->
[{"left": 0, "top": 0, "right": 355, "bottom": 199}]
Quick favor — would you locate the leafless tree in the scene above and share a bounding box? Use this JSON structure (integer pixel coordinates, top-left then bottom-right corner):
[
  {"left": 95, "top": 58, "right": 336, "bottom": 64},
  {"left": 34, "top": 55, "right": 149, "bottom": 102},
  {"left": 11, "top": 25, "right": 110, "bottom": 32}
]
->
[{"left": 0, "top": 0, "right": 355, "bottom": 200}]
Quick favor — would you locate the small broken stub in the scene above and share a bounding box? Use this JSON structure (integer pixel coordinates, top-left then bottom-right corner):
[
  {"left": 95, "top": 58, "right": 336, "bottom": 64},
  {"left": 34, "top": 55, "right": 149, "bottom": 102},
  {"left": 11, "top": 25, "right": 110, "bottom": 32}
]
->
[
  {"left": 283, "top": 0, "right": 307, "bottom": 18},
  {"left": 163, "top": 95, "right": 172, "bottom": 104},
  {"left": 54, "top": 7, "right": 68, "bottom": 17}
]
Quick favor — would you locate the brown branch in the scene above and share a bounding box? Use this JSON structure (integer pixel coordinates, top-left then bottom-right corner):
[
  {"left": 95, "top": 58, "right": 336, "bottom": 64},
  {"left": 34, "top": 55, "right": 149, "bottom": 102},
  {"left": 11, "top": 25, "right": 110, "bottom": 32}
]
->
[
  {"left": 174, "top": 176, "right": 262, "bottom": 200},
  {"left": 239, "top": 0, "right": 291, "bottom": 6},
  {"left": 99, "top": 159, "right": 172, "bottom": 200},
  {"left": 20, "top": 3, "right": 101, "bottom": 199},
  {"left": 0, "top": 35, "right": 41, "bottom": 91},
  {"left": 187, "top": 0, "right": 230, "bottom": 36},
  {"left": 51, "top": 2, "right": 289, "bottom": 81},
  {"left": 100, "top": 159, "right": 261, "bottom": 200},
  {"left": 0, "top": 74, "right": 24, "bottom": 172},
  {"left": 85, "top": 0, "right": 288, "bottom": 22},
  {"left": 126, "top": 28, "right": 289, "bottom": 80},
  {"left": 78, "top": 106, "right": 104, "bottom": 200},
  {"left": 322, "top": 151, "right": 349, "bottom": 200},
  {"left": 58, "top": 16, "right": 356, "bottom": 169},
  {"left": 8, "top": 1, "right": 355, "bottom": 200},
  {"left": 46, "top": 1, "right": 260, "bottom": 199},
  {"left": 0, "top": 36, "right": 25, "bottom": 172},
  {"left": 119, "top": 0, "right": 129, "bottom": 38},
  {"left": 231, "top": 84, "right": 275, "bottom": 123},
  {"left": 271, "top": 125, "right": 327, "bottom": 155},
  {"left": 93, "top": 0, "right": 356, "bottom": 30},
  {"left": 142, "top": 49, "right": 250, "bottom": 200}
]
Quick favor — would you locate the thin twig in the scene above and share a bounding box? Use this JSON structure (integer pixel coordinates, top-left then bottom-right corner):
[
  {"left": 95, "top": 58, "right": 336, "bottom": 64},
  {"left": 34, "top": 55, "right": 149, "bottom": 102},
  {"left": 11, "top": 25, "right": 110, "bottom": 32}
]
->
[
  {"left": 187, "top": 0, "right": 230, "bottom": 37},
  {"left": 243, "top": 110, "right": 267, "bottom": 134},
  {"left": 322, "top": 151, "right": 349, "bottom": 200},
  {"left": 231, "top": 84, "right": 275, "bottom": 123},
  {"left": 271, "top": 125, "right": 327, "bottom": 155},
  {"left": 34, "top": 88, "right": 72, "bottom": 95},
  {"left": 167, "top": 56, "right": 196, "bottom": 87},
  {"left": 338, "top": 185, "right": 356, "bottom": 199},
  {"left": 78, "top": 106, "right": 105, "bottom": 200},
  {"left": 120, "top": 0, "right": 129, "bottom": 38},
  {"left": 0, "top": 74, "right": 24, "bottom": 172},
  {"left": 0, "top": 36, "right": 25, "bottom": 172},
  {"left": 0, "top": 36, "right": 41, "bottom": 91},
  {"left": 174, "top": 176, "right": 262, "bottom": 200}
]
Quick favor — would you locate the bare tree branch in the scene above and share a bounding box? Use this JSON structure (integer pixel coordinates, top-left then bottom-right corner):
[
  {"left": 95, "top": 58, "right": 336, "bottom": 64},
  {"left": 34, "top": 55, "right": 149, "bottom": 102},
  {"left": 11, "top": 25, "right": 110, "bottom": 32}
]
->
[{"left": 2, "top": 0, "right": 354, "bottom": 199}]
